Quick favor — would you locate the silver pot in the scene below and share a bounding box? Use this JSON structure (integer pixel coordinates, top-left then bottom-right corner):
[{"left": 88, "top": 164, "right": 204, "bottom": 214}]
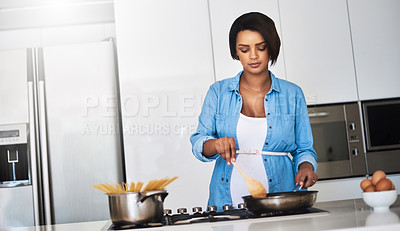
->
[{"left": 107, "top": 190, "right": 168, "bottom": 226}]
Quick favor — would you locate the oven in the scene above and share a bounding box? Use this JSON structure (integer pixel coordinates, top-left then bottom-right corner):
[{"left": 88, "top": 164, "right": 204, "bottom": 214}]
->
[
  {"left": 362, "top": 98, "right": 400, "bottom": 174},
  {"left": 308, "top": 103, "right": 367, "bottom": 179}
]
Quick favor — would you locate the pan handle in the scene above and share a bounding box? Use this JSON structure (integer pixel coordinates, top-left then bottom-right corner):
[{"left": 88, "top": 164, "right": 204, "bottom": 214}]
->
[
  {"left": 293, "top": 184, "right": 303, "bottom": 191},
  {"left": 139, "top": 192, "right": 169, "bottom": 203}
]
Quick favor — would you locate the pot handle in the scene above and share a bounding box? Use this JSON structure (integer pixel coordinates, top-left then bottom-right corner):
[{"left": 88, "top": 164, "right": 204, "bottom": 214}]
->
[{"left": 139, "top": 192, "right": 169, "bottom": 203}]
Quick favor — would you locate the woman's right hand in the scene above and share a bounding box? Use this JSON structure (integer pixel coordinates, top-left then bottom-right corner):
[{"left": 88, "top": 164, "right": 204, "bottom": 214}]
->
[
  {"left": 214, "top": 137, "right": 237, "bottom": 165},
  {"left": 203, "top": 137, "right": 237, "bottom": 165}
]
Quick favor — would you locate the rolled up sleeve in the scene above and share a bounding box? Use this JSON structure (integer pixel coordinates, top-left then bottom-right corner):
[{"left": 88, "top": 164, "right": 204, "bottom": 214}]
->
[
  {"left": 291, "top": 88, "right": 318, "bottom": 172},
  {"left": 190, "top": 84, "right": 220, "bottom": 162}
]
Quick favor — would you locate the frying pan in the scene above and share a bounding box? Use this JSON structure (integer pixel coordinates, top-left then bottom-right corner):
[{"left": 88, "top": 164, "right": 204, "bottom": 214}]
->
[{"left": 242, "top": 191, "right": 318, "bottom": 213}]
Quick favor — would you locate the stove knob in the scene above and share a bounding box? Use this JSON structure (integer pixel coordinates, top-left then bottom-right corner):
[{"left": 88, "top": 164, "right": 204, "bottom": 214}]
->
[
  {"left": 164, "top": 209, "right": 172, "bottom": 215},
  {"left": 192, "top": 207, "right": 202, "bottom": 213},
  {"left": 207, "top": 205, "right": 217, "bottom": 212},
  {"left": 177, "top": 208, "right": 188, "bottom": 214},
  {"left": 223, "top": 204, "right": 233, "bottom": 211},
  {"left": 238, "top": 203, "right": 246, "bottom": 209}
]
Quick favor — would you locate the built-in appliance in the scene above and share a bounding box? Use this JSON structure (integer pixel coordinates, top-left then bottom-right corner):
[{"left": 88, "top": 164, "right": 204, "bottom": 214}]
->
[
  {"left": 0, "top": 48, "right": 36, "bottom": 228},
  {"left": 0, "top": 123, "right": 34, "bottom": 228},
  {"left": 308, "top": 103, "right": 367, "bottom": 179},
  {"left": 362, "top": 98, "right": 400, "bottom": 174},
  {"left": 0, "top": 41, "right": 123, "bottom": 229},
  {"left": 0, "top": 123, "right": 30, "bottom": 187},
  {"left": 108, "top": 206, "right": 328, "bottom": 230}
]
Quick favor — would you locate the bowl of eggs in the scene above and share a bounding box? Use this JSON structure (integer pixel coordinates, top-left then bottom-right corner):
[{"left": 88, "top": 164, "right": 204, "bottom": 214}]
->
[{"left": 360, "top": 170, "right": 398, "bottom": 212}]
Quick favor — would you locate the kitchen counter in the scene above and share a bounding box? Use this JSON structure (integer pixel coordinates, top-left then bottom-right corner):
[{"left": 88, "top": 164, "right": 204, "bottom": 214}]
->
[{"left": 2, "top": 196, "right": 400, "bottom": 231}]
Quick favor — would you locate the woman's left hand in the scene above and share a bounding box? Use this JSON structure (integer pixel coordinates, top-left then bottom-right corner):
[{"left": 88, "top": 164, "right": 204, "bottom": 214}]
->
[{"left": 295, "top": 162, "right": 318, "bottom": 189}]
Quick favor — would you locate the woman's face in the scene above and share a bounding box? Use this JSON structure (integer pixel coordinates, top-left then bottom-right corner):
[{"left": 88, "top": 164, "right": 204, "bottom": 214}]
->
[{"left": 236, "top": 30, "right": 269, "bottom": 76}]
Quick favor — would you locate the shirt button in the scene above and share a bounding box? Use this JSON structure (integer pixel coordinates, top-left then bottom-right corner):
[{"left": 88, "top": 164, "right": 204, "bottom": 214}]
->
[
  {"left": 265, "top": 99, "right": 268, "bottom": 101},
  {"left": 221, "top": 178, "right": 224, "bottom": 181},
  {"left": 264, "top": 159, "right": 267, "bottom": 161},
  {"left": 265, "top": 142, "right": 268, "bottom": 145},
  {"left": 239, "top": 99, "right": 241, "bottom": 101},
  {"left": 267, "top": 113, "right": 270, "bottom": 115},
  {"left": 269, "top": 126, "right": 272, "bottom": 129},
  {"left": 226, "top": 179, "right": 229, "bottom": 182},
  {"left": 269, "top": 179, "right": 272, "bottom": 182}
]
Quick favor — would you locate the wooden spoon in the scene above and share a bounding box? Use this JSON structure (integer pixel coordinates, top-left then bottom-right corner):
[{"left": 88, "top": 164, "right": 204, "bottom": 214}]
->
[{"left": 231, "top": 162, "right": 267, "bottom": 198}]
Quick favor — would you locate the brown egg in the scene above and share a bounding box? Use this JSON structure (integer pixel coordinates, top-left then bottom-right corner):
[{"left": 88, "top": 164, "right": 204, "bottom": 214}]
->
[
  {"left": 375, "top": 178, "right": 392, "bottom": 191},
  {"left": 392, "top": 182, "right": 396, "bottom": 190},
  {"left": 372, "top": 170, "right": 386, "bottom": 185},
  {"left": 364, "top": 185, "right": 375, "bottom": 192},
  {"left": 360, "top": 178, "right": 373, "bottom": 191}
]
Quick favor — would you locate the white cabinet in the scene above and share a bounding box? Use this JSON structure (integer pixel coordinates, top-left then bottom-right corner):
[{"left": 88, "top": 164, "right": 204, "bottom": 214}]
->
[
  {"left": 209, "top": 0, "right": 286, "bottom": 81},
  {"left": 0, "top": 49, "right": 29, "bottom": 124},
  {"left": 279, "top": 0, "right": 358, "bottom": 105},
  {"left": 114, "top": 0, "right": 215, "bottom": 211},
  {"left": 348, "top": 0, "right": 400, "bottom": 101}
]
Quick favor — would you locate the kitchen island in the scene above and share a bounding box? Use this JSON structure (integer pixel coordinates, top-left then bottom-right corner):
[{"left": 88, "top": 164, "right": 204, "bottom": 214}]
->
[{"left": 1, "top": 196, "right": 400, "bottom": 231}]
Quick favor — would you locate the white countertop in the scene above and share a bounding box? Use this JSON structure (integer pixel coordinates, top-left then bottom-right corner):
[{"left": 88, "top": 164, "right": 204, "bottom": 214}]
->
[{"left": 2, "top": 196, "right": 400, "bottom": 231}]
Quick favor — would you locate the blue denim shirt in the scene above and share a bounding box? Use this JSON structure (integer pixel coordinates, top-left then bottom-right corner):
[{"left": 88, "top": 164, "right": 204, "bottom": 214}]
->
[{"left": 190, "top": 71, "right": 317, "bottom": 211}]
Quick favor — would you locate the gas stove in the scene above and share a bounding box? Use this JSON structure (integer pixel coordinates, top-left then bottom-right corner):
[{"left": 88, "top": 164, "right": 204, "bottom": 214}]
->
[{"left": 108, "top": 205, "right": 328, "bottom": 230}]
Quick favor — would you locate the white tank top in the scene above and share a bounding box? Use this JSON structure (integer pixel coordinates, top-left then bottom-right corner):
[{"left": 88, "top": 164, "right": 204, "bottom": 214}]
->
[{"left": 231, "top": 113, "right": 269, "bottom": 208}]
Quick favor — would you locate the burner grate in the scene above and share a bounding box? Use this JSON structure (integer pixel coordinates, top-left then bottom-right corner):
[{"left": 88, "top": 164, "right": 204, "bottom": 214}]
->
[
  {"left": 108, "top": 207, "right": 328, "bottom": 230},
  {"left": 108, "top": 223, "right": 163, "bottom": 230}
]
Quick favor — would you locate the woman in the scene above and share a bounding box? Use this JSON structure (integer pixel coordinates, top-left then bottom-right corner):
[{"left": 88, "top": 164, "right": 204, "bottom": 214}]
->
[{"left": 190, "top": 12, "right": 318, "bottom": 210}]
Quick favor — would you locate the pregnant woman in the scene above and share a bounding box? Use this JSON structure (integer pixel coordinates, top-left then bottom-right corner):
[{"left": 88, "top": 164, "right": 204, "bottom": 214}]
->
[{"left": 190, "top": 12, "right": 318, "bottom": 210}]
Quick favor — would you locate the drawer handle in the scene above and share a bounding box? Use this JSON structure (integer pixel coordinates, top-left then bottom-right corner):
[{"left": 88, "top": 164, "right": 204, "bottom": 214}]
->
[{"left": 308, "top": 112, "right": 330, "bottom": 117}]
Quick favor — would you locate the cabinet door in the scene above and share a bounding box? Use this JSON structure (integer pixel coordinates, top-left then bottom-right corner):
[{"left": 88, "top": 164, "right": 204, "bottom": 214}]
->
[
  {"left": 0, "top": 49, "right": 29, "bottom": 124},
  {"left": 209, "top": 0, "right": 285, "bottom": 81},
  {"left": 280, "top": 0, "right": 358, "bottom": 105},
  {"left": 114, "top": 0, "right": 215, "bottom": 211},
  {"left": 348, "top": 0, "right": 400, "bottom": 100}
]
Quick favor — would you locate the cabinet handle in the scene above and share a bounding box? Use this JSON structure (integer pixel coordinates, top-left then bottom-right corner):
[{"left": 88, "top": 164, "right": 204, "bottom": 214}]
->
[
  {"left": 308, "top": 112, "right": 330, "bottom": 117},
  {"left": 28, "top": 81, "right": 41, "bottom": 226},
  {"left": 38, "top": 80, "right": 52, "bottom": 225}
]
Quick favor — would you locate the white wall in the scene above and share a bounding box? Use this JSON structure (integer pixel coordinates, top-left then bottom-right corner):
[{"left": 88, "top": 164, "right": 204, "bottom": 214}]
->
[{"left": 114, "top": 0, "right": 216, "bottom": 211}]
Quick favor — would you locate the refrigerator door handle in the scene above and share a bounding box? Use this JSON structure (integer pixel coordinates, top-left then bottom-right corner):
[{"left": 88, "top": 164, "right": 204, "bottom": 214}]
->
[
  {"left": 38, "top": 80, "right": 52, "bottom": 225},
  {"left": 28, "top": 81, "right": 41, "bottom": 226}
]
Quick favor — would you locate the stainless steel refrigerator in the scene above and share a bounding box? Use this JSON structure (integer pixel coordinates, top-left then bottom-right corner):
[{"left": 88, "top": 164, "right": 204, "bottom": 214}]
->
[{"left": 0, "top": 40, "right": 123, "bottom": 228}]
